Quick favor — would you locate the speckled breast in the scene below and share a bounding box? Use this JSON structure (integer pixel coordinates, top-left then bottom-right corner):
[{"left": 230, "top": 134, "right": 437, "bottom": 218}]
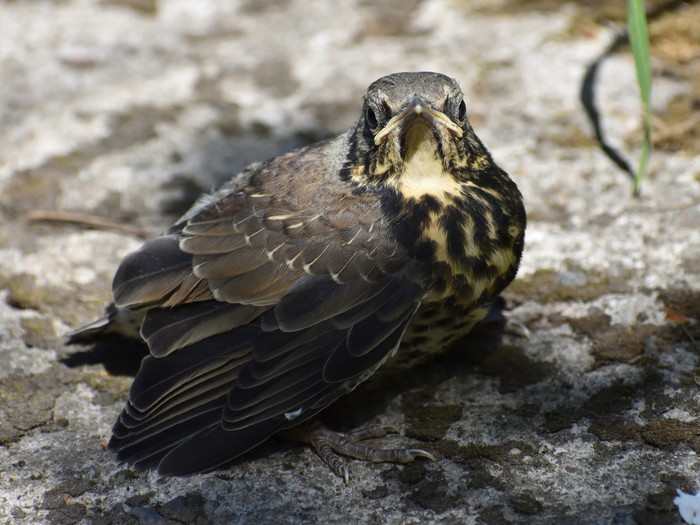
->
[{"left": 388, "top": 301, "right": 490, "bottom": 370}]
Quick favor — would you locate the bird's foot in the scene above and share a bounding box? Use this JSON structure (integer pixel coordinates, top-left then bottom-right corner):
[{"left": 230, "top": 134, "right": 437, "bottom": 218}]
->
[{"left": 285, "top": 420, "right": 435, "bottom": 484}]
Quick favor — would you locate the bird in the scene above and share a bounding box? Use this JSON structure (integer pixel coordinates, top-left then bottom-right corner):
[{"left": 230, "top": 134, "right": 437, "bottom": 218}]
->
[{"left": 68, "top": 71, "right": 526, "bottom": 483}]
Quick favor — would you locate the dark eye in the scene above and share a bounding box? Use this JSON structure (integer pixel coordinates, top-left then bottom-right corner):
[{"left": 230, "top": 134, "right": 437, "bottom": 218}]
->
[
  {"left": 457, "top": 99, "right": 467, "bottom": 121},
  {"left": 366, "top": 107, "right": 378, "bottom": 129}
]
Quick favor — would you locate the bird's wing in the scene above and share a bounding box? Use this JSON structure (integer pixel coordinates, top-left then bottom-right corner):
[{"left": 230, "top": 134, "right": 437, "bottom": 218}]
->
[{"left": 108, "top": 158, "right": 427, "bottom": 474}]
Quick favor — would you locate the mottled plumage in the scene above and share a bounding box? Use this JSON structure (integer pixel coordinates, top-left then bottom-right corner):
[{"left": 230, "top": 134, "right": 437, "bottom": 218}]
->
[{"left": 69, "top": 72, "right": 525, "bottom": 480}]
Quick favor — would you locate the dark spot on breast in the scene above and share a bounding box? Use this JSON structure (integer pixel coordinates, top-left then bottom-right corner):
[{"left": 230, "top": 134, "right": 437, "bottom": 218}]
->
[
  {"left": 433, "top": 316, "right": 455, "bottom": 328},
  {"left": 443, "top": 295, "right": 456, "bottom": 309},
  {"left": 393, "top": 217, "right": 422, "bottom": 246},
  {"left": 408, "top": 196, "right": 439, "bottom": 225},
  {"left": 457, "top": 196, "right": 493, "bottom": 247},
  {"left": 419, "top": 194, "right": 442, "bottom": 213},
  {"left": 451, "top": 274, "right": 472, "bottom": 297},
  {"left": 387, "top": 194, "right": 437, "bottom": 248},
  {"left": 414, "top": 240, "right": 437, "bottom": 261},
  {"left": 464, "top": 255, "right": 491, "bottom": 277},
  {"left": 380, "top": 188, "right": 405, "bottom": 217},
  {"left": 440, "top": 205, "right": 468, "bottom": 262},
  {"left": 432, "top": 277, "right": 447, "bottom": 294}
]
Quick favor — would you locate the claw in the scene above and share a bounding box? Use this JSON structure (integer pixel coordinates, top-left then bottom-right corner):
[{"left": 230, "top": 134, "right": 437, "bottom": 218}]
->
[
  {"left": 407, "top": 448, "right": 438, "bottom": 462},
  {"left": 505, "top": 317, "right": 531, "bottom": 339}
]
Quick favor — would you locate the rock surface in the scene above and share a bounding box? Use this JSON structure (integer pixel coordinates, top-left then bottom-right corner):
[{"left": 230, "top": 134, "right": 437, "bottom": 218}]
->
[{"left": 1, "top": 1, "right": 699, "bottom": 524}]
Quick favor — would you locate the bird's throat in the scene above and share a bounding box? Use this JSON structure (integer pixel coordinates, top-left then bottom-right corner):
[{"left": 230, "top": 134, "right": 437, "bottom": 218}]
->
[{"left": 394, "top": 126, "right": 462, "bottom": 202}]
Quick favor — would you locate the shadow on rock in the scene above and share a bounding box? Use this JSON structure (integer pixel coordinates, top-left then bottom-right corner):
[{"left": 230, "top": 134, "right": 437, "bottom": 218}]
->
[{"left": 61, "top": 337, "right": 149, "bottom": 377}]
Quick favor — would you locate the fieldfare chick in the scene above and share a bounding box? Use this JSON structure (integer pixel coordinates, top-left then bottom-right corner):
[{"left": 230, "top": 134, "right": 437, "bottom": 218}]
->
[{"left": 69, "top": 72, "right": 526, "bottom": 482}]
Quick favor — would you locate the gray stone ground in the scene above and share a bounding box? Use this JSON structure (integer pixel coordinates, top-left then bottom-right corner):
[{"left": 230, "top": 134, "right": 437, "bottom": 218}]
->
[{"left": 1, "top": 1, "right": 699, "bottom": 524}]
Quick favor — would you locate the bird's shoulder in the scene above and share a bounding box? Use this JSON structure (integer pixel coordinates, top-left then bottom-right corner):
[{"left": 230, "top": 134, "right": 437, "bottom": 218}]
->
[
  {"left": 112, "top": 135, "right": 415, "bottom": 315},
  {"left": 189, "top": 134, "right": 386, "bottom": 236}
]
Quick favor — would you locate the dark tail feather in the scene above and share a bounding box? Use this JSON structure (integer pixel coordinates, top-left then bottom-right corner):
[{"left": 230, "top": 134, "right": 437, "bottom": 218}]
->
[
  {"left": 156, "top": 420, "right": 282, "bottom": 476},
  {"left": 65, "top": 304, "right": 143, "bottom": 345},
  {"left": 65, "top": 315, "right": 112, "bottom": 344}
]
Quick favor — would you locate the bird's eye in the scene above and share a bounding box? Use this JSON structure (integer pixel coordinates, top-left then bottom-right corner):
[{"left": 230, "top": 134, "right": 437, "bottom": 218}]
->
[
  {"left": 457, "top": 99, "right": 467, "bottom": 121},
  {"left": 366, "top": 107, "right": 378, "bottom": 129}
]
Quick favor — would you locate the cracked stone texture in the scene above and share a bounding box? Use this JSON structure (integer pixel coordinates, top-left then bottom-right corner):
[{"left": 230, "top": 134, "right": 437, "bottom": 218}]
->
[{"left": 1, "top": 1, "right": 699, "bottom": 524}]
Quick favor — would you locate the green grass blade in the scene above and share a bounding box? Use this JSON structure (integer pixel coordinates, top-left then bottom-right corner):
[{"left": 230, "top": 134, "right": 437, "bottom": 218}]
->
[{"left": 627, "top": 0, "right": 652, "bottom": 196}]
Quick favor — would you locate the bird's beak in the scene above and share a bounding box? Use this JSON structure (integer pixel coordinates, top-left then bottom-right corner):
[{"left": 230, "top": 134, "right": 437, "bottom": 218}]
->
[{"left": 373, "top": 95, "right": 463, "bottom": 145}]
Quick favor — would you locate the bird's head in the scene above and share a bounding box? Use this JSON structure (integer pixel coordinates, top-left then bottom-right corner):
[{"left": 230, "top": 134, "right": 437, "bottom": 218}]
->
[{"left": 346, "top": 72, "right": 492, "bottom": 195}]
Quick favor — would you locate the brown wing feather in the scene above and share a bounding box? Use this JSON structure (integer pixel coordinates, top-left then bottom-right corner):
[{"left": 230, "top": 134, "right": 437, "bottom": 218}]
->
[{"left": 108, "top": 139, "right": 428, "bottom": 475}]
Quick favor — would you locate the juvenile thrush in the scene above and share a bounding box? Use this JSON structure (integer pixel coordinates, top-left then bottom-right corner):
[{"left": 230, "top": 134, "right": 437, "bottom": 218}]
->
[{"left": 69, "top": 72, "right": 526, "bottom": 482}]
